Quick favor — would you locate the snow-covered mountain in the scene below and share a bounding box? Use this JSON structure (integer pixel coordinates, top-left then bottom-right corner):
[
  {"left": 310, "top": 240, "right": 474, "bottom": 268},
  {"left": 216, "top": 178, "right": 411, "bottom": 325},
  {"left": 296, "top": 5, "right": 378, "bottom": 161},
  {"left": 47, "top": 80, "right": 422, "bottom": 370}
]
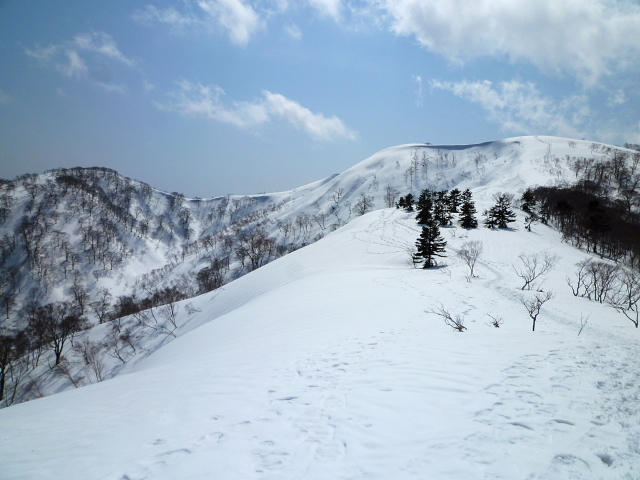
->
[
  {"left": 0, "top": 135, "right": 626, "bottom": 327},
  {"left": 1, "top": 136, "right": 640, "bottom": 479}
]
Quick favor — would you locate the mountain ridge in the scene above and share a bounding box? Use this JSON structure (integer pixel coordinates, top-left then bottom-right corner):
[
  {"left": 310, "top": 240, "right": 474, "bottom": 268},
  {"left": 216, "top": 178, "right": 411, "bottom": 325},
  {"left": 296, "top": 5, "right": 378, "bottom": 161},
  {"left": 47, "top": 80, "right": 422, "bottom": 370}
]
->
[
  {"left": 1, "top": 134, "right": 639, "bottom": 405},
  {"left": 1, "top": 135, "right": 640, "bottom": 478}
]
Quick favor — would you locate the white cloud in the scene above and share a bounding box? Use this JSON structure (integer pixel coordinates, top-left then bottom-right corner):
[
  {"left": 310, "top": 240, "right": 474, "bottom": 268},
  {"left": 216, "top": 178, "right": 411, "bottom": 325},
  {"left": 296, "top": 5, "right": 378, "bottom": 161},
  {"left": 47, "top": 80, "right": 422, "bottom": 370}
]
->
[
  {"left": 135, "top": 0, "right": 350, "bottom": 44},
  {"left": 308, "top": 0, "right": 342, "bottom": 20},
  {"left": 262, "top": 91, "right": 356, "bottom": 140},
  {"left": 412, "top": 75, "right": 423, "bottom": 107},
  {"left": 135, "top": 0, "right": 262, "bottom": 46},
  {"left": 285, "top": 23, "right": 302, "bottom": 40},
  {"left": 58, "top": 49, "right": 88, "bottom": 78},
  {"left": 159, "top": 81, "right": 357, "bottom": 141},
  {"left": 430, "top": 79, "right": 590, "bottom": 139},
  {"left": 197, "top": 0, "right": 262, "bottom": 46},
  {"left": 132, "top": 0, "right": 640, "bottom": 82},
  {"left": 71, "top": 32, "right": 135, "bottom": 67},
  {"left": 377, "top": 0, "right": 640, "bottom": 85},
  {"left": 25, "top": 32, "right": 133, "bottom": 93},
  {"left": 608, "top": 89, "right": 627, "bottom": 106}
]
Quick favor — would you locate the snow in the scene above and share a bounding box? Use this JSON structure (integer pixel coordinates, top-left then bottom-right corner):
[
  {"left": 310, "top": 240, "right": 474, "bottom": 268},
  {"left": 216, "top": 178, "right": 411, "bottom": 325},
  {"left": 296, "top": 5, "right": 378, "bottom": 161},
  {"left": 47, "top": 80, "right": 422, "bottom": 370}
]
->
[
  {"left": 2, "top": 201, "right": 640, "bottom": 479},
  {"left": 1, "top": 135, "right": 626, "bottom": 333}
]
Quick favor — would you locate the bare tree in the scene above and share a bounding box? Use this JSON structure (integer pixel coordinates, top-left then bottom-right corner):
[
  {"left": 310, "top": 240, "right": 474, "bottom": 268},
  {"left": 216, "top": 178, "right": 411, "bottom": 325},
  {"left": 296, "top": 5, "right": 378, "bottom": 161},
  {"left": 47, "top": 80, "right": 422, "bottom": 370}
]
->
[
  {"left": 295, "top": 213, "right": 312, "bottom": 237},
  {"left": 89, "top": 288, "right": 112, "bottom": 324},
  {"left": 31, "top": 302, "right": 89, "bottom": 365},
  {"left": 54, "top": 357, "right": 84, "bottom": 388},
  {"left": 313, "top": 213, "right": 328, "bottom": 231},
  {"left": 69, "top": 283, "right": 89, "bottom": 315},
  {"left": 331, "top": 188, "right": 343, "bottom": 209},
  {"left": 584, "top": 260, "right": 619, "bottom": 303},
  {"left": 513, "top": 252, "right": 559, "bottom": 290},
  {"left": 235, "top": 227, "right": 276, "bottom": 271},
  {"left": 0, "top": 331, "right": 28, "bottom": 402},
  {"left": 354, "top": 193, "right": 374, "bottom": 216},
  {"left": 520, "top": 291, "right": 555, "bottom": 331},
  {"left": 158, "top": 301, "right": 180, "bottom": 334},
  {"left": 196, "top": 258, "right": 228, "bottom": 293},
  {"left": 456, "top": 241, "right": 483, "bottom": 278},
  {"left": 73, "top": 338, "right": 106, "bottom": 383},
  {"left": 568, "top": 259, "right": 620, "bottom": 303},
  {"left": 103, "top": 323, "right": 135, "bottom": 364},
  {"left": 607, "top": 268, "right": 640, "bottom": 328},
  {"left": 384, "top": 184, "right": 399, "bottom": 208},
  {"left": 427, "top": 305, "right": 467, "bottom": 332}
]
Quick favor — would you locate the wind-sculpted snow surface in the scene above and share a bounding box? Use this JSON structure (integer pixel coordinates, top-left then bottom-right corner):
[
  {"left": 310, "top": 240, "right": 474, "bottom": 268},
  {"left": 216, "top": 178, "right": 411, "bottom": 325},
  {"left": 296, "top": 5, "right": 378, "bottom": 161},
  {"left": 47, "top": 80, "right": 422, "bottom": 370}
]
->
[{"left": 1, "top": 208, "right": 640, "bottom": 479}]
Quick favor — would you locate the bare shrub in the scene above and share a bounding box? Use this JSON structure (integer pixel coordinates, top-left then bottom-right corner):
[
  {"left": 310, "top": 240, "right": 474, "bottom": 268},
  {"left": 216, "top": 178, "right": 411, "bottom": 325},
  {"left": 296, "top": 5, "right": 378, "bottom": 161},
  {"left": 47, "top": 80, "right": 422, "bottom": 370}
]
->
[
  {"left": 513, "top": 252, "right": 559, "bottom": 290},
  {"left": 578, "top": 314, "right": 590, "bottom": 336},
  {"left": 487, "top": 314, "right": 504, "bottom": 328},
  {"left": 184, "top": 303, "right": 201, "bottom": 315},
  {"left": 427, "top": 305, "right": 467, "bottom": 332}
]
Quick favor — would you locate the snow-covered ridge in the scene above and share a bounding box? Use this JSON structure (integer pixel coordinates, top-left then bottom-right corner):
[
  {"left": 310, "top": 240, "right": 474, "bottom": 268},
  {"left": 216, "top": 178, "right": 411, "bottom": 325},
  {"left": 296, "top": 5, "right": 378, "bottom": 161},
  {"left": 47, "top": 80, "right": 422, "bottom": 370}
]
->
[
  {"left": 4, "top": 135, "right": 610, "bottom": 328},
  {"left": 0, "top": 135, "right": 635, "bottom": 392},
  {"left": 2, "top": 135, "right": 640, "bottom": 478},
  {"left": 2, "top": 202, "right": 640, "bottom": 479}
]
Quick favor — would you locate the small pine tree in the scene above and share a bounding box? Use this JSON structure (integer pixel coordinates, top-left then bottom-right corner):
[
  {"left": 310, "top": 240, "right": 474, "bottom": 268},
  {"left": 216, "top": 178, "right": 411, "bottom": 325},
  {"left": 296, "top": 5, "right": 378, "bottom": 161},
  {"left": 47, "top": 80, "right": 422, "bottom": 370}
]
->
[
  {"left": 447, "top": 188, "right": 462, "bottom": 213},
  {"left": 459, "top": 189, "right": 478, "bottom": 229},
  {"left": 405, "top": 193, "right": 415, "bottom": 211},
  {"left": 484, "top": 192, "right": 516, "bottom": 228},
  {"left": 521, "top": 189, "right": 536, "bottom": 213},
  {"left": 413, "top": 220, "right": 447, "bottom": 268},
  {"left": 396, "top": 193, "right": 415, "bottom": 211},
  {"left": 415, "top": 189, "right": 434, "bottom": 225},
  {"left": 433, "top": 190, "right": 452, "bottom": 226}
]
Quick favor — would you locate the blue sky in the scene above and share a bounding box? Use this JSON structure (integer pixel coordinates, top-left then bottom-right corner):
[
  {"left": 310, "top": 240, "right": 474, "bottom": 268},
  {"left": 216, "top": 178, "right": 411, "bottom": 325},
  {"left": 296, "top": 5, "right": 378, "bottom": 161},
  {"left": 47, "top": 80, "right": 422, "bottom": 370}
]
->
[{"left": 1, "top": 0, "right": 639, "bottom": 197}]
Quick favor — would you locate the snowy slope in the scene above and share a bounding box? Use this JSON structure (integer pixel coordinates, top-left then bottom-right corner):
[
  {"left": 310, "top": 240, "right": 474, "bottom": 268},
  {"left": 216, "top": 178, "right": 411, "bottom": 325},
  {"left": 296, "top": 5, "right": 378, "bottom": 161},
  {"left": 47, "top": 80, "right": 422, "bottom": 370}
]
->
[
  {"left": 0, "top": 134, "right": 627, "bottom": 333},
  {"left": 2, "top": 204, "right": 639, "bottom": 479}
]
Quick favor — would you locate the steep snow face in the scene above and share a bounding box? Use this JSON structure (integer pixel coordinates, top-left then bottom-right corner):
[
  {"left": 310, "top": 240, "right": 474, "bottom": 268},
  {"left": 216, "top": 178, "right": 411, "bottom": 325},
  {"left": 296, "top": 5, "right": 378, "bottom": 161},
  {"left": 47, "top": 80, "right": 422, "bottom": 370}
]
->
[{"left": 2, "top": 206, "right": 640, "bottom": 479}]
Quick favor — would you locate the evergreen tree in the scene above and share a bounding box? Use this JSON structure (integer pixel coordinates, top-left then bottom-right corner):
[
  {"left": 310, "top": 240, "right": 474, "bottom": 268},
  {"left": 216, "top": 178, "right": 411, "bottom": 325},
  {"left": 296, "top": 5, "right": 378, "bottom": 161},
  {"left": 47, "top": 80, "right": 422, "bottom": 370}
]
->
[
  {"left": 405, "top": 193, "right": 415, "bottom": 211},
  {"left": 397, "top": 193, "right": 415, "bottom": 211},
  {"left": 484, "top": 192, "right": 517, "bottom": 228},
  {"left": 520, "top": 188, "right": 536, "bottom": 213},
  {"left": 413, "top": 220, "right": 447, "bottom": 268},
  {"left": 433, "top": 190, "right": 452, "bottom": 226},
  {"left": 447, "top": 188, "right": 462, "bottom": 213},
  {"left": 459, "top": 189, "right": 478, "bottom": 229},
  {"left": 415, "top": 189, "right": 433, "bottom": 225}
]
